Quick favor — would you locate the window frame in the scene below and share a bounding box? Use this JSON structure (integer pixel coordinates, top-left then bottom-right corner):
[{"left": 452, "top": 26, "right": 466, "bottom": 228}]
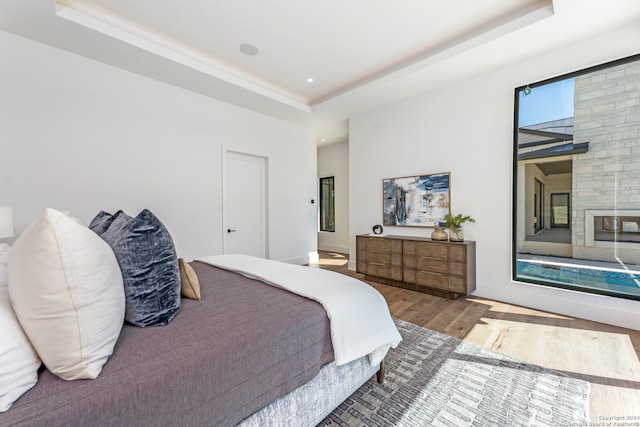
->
[
  {"left": 319, "top": 176, "right": 335, "bottom": 232},
  {"left": 512, "top": 53, "right": 640, "bottom": 301}
]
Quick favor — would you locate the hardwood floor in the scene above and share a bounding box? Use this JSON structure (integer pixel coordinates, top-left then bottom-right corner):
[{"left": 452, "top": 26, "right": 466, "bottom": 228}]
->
[{"left": 311, "top": 251, "right": 640, "bottom": 422}]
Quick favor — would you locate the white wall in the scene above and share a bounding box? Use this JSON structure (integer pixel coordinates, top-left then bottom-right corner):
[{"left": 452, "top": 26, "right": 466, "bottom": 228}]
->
[
  {"left": 349, "top": 23, "right": 640, "bottom": 330},
  {"left": 0, "top": 30, "right": 317, "bottom": 264},
  {"left": 317, "top": 141, "right": 349, "bottom": 254}
]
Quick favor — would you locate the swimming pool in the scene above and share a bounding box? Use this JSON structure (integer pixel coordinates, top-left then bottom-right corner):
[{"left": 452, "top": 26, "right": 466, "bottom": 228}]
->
[{"left": 516, "top": 259, "right": 640, "bottom": 297}]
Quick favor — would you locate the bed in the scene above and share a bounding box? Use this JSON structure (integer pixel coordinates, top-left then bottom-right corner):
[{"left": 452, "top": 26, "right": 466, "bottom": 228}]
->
[{"left": 1, "top": 257, "right": 400, "bottom": 426}]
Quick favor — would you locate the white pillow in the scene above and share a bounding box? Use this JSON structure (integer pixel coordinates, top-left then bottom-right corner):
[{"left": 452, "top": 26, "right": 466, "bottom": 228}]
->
[
  {"left": 8, "top": 209, "right": 125, "bottom": 380},
  {"left": 0, "top": 243, "right": 41, "bottom": 412}
]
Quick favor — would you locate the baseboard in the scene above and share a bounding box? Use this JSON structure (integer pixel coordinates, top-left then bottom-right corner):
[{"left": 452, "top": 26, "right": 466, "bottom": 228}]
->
[
  {"left": 475, "top": 282, "right": 640, "bottom": 331},
  {"left": 280, "top": 251, "right": 318, "bottom": 266},
  {"left": 279, "top": 256, "right": 310, "bottom": 265}
]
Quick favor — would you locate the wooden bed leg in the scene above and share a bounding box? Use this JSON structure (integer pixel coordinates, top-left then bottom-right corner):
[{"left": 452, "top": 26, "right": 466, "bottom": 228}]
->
[{"left": 376, "top": 360, "right": 385, "bottom": 383}]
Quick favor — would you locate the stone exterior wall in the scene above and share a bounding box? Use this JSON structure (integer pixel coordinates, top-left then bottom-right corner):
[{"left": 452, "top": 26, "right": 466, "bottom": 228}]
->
[{"left": 572, "top": 60, "right": 640, "bottom": 260}]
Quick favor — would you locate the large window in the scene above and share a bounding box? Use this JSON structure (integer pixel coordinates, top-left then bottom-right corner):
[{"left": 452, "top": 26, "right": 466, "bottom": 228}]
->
[
  {"left": 513, "top": 53, "right": 640, "bottom": 301},
  {"left": 319, "top": 176, "right": 335, "bottom": 232}
]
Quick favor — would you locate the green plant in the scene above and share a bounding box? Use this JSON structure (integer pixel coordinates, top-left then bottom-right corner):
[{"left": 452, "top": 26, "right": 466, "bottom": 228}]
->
[{"left": 444, "top": 213, "right": 475, "bottom": 229}]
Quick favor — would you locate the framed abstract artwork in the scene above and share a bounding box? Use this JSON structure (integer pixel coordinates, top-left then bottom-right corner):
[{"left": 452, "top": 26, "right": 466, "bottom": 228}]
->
[{"left": 383, "top": 172, "right": 450, "bottom": 227}]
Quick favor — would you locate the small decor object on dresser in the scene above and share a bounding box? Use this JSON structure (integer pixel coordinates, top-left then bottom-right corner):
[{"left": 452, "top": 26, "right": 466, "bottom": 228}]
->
[
  {"left": 444, "top": 213, "right": 475, "bottom": 242},
  {"left": 430, "top": 226, "right": 448, "bottom": 241},
  {"left": 372, "top": 224, "right": 384, "bottom": 235}
]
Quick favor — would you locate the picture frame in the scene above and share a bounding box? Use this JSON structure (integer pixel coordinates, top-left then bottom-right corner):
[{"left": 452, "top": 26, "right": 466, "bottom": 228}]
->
[{"left": 383, "top": 172, "right": 450, "bottom": 227}]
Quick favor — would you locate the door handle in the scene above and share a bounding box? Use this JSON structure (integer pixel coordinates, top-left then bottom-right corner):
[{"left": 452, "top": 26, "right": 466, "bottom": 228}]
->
[{"left": 227, "top": 229, "right": 237, "bottom": 233}]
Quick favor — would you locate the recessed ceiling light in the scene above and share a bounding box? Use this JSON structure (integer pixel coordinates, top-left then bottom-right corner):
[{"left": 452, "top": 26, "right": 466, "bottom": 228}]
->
[
  {"left": 239, "top": 43, "right": 259, "bottom": 56},
  {"left": 321, "top": 138, "right": 326, "bottom": 142},
  {"left": 307, "top": 78, "right": 314, "bottom": 83}
]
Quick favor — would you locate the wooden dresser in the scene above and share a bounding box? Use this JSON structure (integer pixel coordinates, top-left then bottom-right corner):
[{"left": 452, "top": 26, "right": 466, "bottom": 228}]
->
[{"left": 356, "top": 234, "right": 476, "bottom": 298}]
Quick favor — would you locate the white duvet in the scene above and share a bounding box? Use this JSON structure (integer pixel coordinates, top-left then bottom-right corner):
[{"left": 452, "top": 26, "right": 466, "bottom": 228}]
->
[{"left": 196, "top": 254, "right": 402, "bottom": 366}]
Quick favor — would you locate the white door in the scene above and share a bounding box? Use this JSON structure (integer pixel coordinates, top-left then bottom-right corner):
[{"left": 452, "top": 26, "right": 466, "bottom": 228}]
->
[{"left": 224, "top": 150, "right": 267, "bottom": 258}]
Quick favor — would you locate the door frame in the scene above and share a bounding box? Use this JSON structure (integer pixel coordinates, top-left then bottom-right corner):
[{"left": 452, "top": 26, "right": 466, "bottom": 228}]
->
[
  {"left": 221, "top": 146, "right": 269, "bottom": 257},
  {"left": 533, "top": 177, "right": 544, "bottom": 233}
]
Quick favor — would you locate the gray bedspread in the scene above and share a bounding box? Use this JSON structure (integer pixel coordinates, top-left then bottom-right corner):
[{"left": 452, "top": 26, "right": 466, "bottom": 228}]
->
[{"left": 1, "top": 261, "right": 334, "bottom": 427}]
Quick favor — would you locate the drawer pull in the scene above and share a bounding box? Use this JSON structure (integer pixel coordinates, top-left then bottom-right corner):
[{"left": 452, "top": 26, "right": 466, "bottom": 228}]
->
[
  {"left": 421, "top": 271, "right": 443, "bottom": 276},
  {"left": 370, "top": 262, "right": 385, "bottom": 266}
]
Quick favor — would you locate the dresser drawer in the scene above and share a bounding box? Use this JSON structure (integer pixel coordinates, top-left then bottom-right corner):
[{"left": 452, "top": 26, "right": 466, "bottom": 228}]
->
[
  {"left": 416, "top": 257, "right": 449, "bottom": 274},
  {"left": 389, "top": 265, "right": 402, "bottom": 281},
  {"left": 367, "top": 238, "right": 402, "bottom": 253},
  {"left": 450, "top": 276, "right": 466, "bottom": 293},
  {"left": 403, "top": 268, "right": 416, "bottom": 283},
  {"left": 355, "top": 236, "right": 365, "bottom": 273},
  {"left": 390, "top": 253, "right": 402, "bottom": 267},
  {"left": 416, "top": 271, "right": 449, "bottom": 290},
  {"left": 403, "top": 255, "right": 416, "bottom": 269},
  {"left": 367, "top": 250, "right": 402, "bottom": 264},
  {"left": 415, "top": 242, "right": 448, "bottom": 259},
  {"left": 403, "top": 240, "right": 417, "bottom": 256},
  {"left": 367, "top": 238, "right": 389, "bottom": 252},
  {"left": 449, "top": 261, "right": 466, "bottom": 277},
  {"left": 367, "top": 262, "right": 389, "bottom": 278},
  {"left": 356, "top": 260, "right": 367, "bottom": 273},
  {"left": 449, "top": 245, "right": 466, "bottom": 262},
  {"left": 367, "top": 251, "right": 389, "bottom": 265},
  {"left": 367, "top": 262, "right": 402, "bottom": 280}
]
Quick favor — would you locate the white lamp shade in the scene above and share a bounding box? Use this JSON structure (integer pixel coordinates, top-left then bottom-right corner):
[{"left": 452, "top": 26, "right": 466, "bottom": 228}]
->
[{"left": 0, "top": 207, "right": 14, "bottom": 238}]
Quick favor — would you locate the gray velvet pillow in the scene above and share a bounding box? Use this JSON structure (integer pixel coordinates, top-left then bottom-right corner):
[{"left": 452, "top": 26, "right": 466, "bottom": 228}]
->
[
  {"left": 99, "top": 209, "right": 180, "bottom": 327},
  {"left": 89, "top": 210, "right": 130, "bottom": 236}
]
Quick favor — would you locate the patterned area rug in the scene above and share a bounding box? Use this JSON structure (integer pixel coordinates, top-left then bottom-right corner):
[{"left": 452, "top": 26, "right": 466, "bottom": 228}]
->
[{"left": 319, "top": 319, "right": 590, "bottom": 427}]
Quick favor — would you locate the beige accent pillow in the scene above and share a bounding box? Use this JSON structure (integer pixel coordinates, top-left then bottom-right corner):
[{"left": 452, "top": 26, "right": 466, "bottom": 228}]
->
[
  {"left": 0, "top": 244, "right": 41, "bottom": 412},
  {"left": 179, "top": 258, "right": 201, "bottom": 300},
  {"left": 8, "top": 209, "right": 125, "bottom": 380}
]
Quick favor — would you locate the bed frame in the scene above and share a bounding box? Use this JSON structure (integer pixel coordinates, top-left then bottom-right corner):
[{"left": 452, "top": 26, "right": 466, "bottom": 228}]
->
[{"left": 241, "top": 357, "right": 381, "bottom": 425}]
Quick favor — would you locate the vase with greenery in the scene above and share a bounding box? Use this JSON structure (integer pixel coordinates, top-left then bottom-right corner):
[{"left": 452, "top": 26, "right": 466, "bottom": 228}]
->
[{"left": 444, "top": 213, "right": 475, "bottom": 242}]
